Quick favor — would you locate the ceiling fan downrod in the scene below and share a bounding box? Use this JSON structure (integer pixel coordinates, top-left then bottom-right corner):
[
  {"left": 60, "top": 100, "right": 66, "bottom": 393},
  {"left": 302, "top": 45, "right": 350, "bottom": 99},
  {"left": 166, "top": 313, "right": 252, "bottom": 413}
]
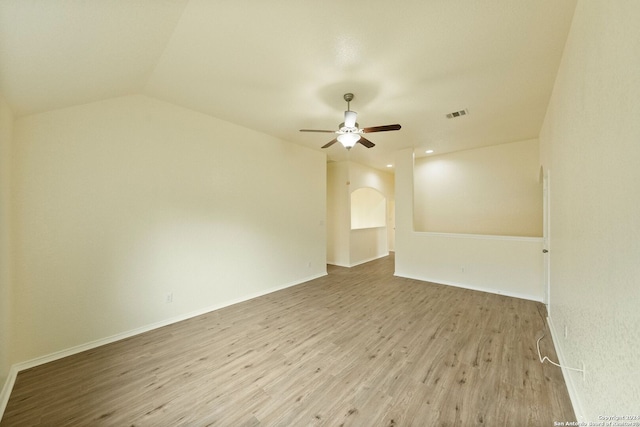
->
[{"left": 343, "top": 93, "right": 354, "bottom": 111}]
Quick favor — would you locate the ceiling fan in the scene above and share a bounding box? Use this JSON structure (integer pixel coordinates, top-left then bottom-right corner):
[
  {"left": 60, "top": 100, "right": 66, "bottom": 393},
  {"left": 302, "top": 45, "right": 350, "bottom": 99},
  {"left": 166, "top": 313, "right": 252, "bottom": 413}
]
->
[{"left": 300, "top": 93, "right": 401, "bottom": 150}]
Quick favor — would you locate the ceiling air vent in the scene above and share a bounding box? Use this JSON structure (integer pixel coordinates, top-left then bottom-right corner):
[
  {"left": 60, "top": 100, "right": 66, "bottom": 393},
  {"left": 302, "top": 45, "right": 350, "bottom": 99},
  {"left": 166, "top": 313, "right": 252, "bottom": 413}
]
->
[{"left": 446, "top": 109, "right": 468, "bottom": 119}]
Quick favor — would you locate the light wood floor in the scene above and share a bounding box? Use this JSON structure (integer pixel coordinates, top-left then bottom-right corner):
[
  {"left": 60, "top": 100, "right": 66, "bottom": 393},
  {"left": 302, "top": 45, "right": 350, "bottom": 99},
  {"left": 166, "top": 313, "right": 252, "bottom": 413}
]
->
[{"left": 2, "top": 254, "right": 574, "bottom": 426}]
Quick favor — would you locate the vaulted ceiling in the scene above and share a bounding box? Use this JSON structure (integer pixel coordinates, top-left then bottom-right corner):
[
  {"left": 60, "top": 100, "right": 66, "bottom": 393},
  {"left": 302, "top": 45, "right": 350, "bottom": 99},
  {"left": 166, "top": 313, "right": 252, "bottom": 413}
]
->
[{"left": 0, "top": 0, "right": 577, "bottom": 170}]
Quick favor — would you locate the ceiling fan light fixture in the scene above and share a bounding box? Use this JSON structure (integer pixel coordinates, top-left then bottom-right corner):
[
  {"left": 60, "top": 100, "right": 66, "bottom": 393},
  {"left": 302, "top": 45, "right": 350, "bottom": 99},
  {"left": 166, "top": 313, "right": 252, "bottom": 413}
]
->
[{"left": 337, "top": 132, "right": 361, "bottom": 149}]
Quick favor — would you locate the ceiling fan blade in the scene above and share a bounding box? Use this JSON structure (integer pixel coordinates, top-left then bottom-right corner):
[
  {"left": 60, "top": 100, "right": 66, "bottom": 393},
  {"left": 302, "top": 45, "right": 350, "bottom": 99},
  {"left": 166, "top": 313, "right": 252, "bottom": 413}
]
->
[
  {"left": 362, "top": 124, "right": 401, "bottom": 133},
  {"left": 344, "top": 110, "right": 357, "bottom": 128},
  {"left": 321, "top": 138, "right": 338, "bottom": 149},
  {"left": 300, "top": 129, "right": 336, "bottom": 133},
  {"left": 358, "top": 136, "right": 375, "bottom": 148}
]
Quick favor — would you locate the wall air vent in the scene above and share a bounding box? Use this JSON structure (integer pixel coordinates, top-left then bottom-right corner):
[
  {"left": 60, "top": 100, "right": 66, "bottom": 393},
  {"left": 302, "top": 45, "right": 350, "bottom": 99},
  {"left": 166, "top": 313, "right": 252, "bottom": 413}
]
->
[{"left": 446, "top": 109, "right": 468, "bottom": 119}]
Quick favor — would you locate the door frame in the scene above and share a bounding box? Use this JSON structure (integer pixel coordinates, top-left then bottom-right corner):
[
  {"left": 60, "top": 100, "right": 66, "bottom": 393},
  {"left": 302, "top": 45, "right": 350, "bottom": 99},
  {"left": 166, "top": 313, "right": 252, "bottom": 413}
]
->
[{"left": 543, "top": 169, "right": 551, "bottom": 315}]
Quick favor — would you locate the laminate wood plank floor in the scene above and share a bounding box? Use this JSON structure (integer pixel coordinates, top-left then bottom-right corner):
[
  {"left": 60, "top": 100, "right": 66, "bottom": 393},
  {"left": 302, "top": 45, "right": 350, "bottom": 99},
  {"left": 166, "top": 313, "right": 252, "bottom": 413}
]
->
[{"left": 1, "top": 254, "right": 575, "bottom": 426}]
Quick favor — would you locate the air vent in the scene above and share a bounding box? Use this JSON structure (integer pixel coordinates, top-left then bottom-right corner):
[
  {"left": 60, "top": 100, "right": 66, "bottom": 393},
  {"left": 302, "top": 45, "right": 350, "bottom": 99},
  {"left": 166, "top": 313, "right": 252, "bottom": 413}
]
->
[{"left": 446, "top": 109, "right": 468, "bottom": 119}]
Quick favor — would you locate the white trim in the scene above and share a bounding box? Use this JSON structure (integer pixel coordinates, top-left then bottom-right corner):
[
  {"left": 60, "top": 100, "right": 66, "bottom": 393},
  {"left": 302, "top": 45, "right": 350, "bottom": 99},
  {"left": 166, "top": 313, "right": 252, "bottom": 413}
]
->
[
  {"left": 0, "top": 366, "right": 18, "bottom": 419},
  {"left": 350, "top": 225, "right": 386, "bottom": 231},
  {"left": 542, "top": 169, "right": 551, "bottom": 314},
  {"left": 412, "top": 231, "right": 543, "bottom": 242},
  {"left": 394, "top": 272, "right": 543, "bottom": 302},
  {"left": 327, "top": 253, "right": 389, "bottom": 268},
  {"left": 348, "top": 253, "right": 389, "bottom": 268},
  {"left": 0, "top": 271, "right": 326, "bottom": 420},
  {"left": 547, "top": 315, "right": 584, "bottom": 422},
  {"left": 326, "top": 261, "right": 350, "bottom": 268}
]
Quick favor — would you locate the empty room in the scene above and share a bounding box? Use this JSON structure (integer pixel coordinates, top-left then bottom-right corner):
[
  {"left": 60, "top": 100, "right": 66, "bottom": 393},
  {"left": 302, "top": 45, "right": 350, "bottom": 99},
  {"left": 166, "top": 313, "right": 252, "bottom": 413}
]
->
[{"left": 1, "top": 0, "right": 638, "bottom": 425}]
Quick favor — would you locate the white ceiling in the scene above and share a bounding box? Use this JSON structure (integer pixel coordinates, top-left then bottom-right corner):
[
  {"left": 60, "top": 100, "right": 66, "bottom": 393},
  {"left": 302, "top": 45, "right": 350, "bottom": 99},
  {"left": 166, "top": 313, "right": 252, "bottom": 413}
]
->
[{"left": 0, "top": 0, "right": 577, "bottom": 170}]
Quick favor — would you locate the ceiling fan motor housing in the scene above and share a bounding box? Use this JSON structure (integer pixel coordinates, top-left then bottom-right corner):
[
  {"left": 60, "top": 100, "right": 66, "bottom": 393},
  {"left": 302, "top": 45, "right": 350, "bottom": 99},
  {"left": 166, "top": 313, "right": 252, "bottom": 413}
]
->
[{"left": 339, "top": 122, "right": 360, "bottom": 132}]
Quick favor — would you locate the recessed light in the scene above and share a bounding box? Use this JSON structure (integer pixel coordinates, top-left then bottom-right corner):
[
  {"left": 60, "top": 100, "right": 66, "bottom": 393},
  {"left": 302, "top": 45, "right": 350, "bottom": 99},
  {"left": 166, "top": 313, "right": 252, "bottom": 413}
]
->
[
  {"left": 425, "top": 149, "right": 434, "bottom": 154},
  {"left": 386, "top": 164, "right": 393, "bottom": 168}
]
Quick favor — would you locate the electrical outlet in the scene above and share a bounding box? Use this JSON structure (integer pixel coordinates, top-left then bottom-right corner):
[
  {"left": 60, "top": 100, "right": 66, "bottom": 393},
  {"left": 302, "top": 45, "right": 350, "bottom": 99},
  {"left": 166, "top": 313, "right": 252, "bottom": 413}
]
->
[{"left": 166, "top": 292, "right": 173, "bottom": 304}]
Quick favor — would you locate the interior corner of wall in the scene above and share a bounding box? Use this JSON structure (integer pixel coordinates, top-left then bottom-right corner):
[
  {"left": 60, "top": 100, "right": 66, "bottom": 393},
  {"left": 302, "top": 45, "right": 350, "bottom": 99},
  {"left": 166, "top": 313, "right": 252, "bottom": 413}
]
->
[{"left": 538, "top": 165, "right": 544, "bottom": 184}]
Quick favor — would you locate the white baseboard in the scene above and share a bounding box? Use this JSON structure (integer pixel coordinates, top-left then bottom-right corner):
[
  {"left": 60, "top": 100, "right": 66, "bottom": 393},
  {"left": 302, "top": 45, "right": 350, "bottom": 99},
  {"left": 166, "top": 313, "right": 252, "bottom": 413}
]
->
[
  {"left": 348, "top": 253, "right": 389, "bottom": 268},
  {"left": 327, "top": 261, "right": 350, "bottom": 267},
  {"left": 394, "top": 272, "right": 543, "bottom": 303},
  {"left": 546, "top": 315, "right": 585, "bottom": 422},
  {"left": 327, "top": 253, "right": 389, "bottom": 268},
  {"left": 0, "top": 271, "right": 326, "bottom": 421},
  {"left": 0, "top": 366, "right": 18, "bottom": 420}
]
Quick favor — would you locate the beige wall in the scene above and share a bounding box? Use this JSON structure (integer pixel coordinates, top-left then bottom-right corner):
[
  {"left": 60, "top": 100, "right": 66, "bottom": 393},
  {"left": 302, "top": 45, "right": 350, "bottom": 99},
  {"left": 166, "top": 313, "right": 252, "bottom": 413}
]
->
[
  {"left": 10, "top": 94, "right": 327, "bottom": 363},
  {"left": 539, "top": 0, "right": 640, "bottom": 419},
  {"left": 326, "top": 161, "right": 393, "bottom": 267},
  {"left": 0, "top": 95, "right": 13, "bottom": 387},
  {"left": 351, "top": 188, "right": 386, "bottom": 230},
  {"left": 395, "top": 148, "right": 544, "bottom": 302},
  {"left": 414, "top": 139, "right": 542, "bottom": 237}
]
